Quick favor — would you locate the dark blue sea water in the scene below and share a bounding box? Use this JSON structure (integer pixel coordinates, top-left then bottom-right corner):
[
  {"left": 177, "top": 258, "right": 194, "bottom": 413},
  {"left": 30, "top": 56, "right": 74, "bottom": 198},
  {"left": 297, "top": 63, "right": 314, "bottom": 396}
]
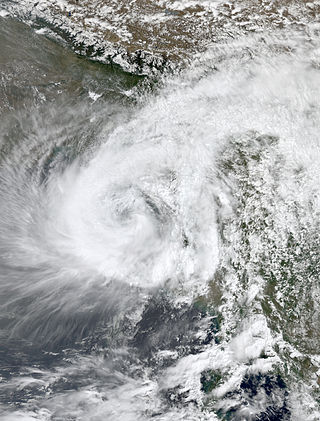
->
[{"left": 1, "top": 9, "right": 320, "bottom": 421}]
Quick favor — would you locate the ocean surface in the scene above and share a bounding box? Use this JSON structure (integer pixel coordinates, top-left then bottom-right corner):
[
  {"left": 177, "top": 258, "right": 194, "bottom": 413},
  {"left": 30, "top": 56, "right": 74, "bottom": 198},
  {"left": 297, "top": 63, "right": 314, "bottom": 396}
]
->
[{"left": 1, "top": 5, "right": 320, "bottom": 421}]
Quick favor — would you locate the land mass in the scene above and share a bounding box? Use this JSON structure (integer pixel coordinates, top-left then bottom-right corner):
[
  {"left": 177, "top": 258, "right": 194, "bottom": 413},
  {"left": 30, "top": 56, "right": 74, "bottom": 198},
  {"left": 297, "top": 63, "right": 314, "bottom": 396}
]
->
[{"left": 4, "top": 0, "right": 320, "bottom": 73}]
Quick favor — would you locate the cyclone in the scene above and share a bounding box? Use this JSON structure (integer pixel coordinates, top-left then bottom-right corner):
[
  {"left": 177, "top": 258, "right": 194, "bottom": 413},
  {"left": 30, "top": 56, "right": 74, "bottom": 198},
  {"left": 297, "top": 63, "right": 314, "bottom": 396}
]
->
[{"left": 1, "top": 9, "right": 320, "bottom": 421}]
